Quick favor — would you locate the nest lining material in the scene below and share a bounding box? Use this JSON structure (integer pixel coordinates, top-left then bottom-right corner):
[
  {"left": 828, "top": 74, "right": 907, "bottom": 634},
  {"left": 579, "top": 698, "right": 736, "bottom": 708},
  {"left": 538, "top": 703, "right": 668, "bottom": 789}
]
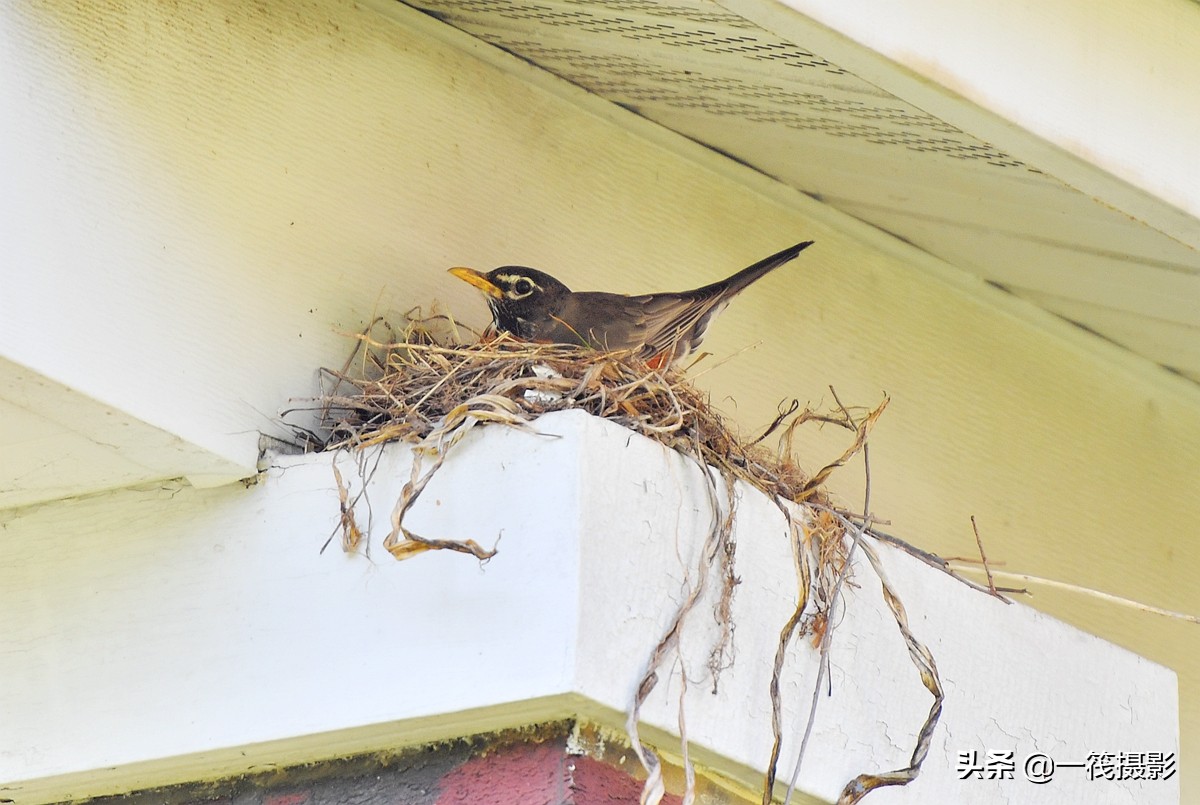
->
[{"left": 305, "top": 313, "right": 941, "bottom": 805}]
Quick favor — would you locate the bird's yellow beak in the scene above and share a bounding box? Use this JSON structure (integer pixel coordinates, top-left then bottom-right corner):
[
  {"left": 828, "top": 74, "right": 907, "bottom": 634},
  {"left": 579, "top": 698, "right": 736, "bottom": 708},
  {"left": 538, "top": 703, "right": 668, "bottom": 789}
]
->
[{"left": 448, "top": 266, "right": 503, "bottom": 299}]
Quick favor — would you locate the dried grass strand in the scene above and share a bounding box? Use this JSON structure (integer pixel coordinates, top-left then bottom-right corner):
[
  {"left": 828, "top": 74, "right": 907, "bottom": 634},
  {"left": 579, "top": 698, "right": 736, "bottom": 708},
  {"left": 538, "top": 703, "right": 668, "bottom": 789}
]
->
[
  {"left": 628, "top": 467, "right": 737, "bottom": 805},
  {"left": 835, "top": 537, "right": 944, "bottom": 804},
  {"left": 951, "top": 568, "right": 1200, "bottom": 625}
]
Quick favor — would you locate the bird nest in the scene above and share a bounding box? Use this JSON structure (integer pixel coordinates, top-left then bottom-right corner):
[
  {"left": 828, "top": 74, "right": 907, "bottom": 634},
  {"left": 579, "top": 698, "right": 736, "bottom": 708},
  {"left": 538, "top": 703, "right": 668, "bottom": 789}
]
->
[
  {"left": 308, "top": 313, "right": 881, "bottom": 558},
  {"left": 295, "top": 311, "right": 950, "bottom": 805}
]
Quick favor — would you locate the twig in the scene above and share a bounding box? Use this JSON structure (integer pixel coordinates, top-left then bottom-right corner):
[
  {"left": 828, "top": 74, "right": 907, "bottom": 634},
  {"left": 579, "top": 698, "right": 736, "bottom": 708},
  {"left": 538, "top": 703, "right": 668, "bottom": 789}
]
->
[
  {"left": 800, "top": 494, "right": 947, "bottom": 802},
  {"left": 761, "top": 515, "right": 811, "bottom": 805},
  {"left": 678, "top": 649, "right": 696, "bottom": 805},
  {"left": 686, "top": 339, "right": 765, "bottom": 381},
  {"left": 783, "top": 447, "right": 871, "bottom": 805},
  {"left": 970, "top": 516, "right": 997, "bottom": 595},
  {"left": 327, "top": 458, "right": 363, "bottom": 553},
  {"left": 780, "top": 387, "right": 876, "bottom": 803},
  {"left": 628, "top": 466, "right": 736, "bottom": 805},
  {"left": 835, "top": 539, "right": 944, "bottom": 803},
  {"left": 749, "top": 399, "right": 800, "bottom": 446},
  {"left": 948, "top": 567, "right": 1200, "bottom": 624},
  {"left": 845, "top": 519, "right": 1014, "bottom": 603},
  {"left": 798, "top": 394, "right": 889, "bottom": 496}
]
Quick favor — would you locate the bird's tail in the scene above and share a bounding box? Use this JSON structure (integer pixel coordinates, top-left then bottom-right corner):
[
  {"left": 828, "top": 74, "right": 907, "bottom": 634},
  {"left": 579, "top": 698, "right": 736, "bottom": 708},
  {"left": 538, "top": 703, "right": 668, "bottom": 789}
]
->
[{"left": 696, "top": 240, "right": 814, "bottom": 298}]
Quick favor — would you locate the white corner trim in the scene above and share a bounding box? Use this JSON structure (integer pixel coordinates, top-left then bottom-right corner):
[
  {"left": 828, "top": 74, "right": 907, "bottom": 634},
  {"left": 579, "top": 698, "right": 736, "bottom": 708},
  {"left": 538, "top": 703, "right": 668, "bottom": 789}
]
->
[
  {"left": 748, "top": 0, "right": 1200, "bottom": 249},
  {"left": 0, "top": 411, "right": 1177, "bottom": 803},
  {"left": 0, "top": 357, "right": 254, "bottom": 510}
]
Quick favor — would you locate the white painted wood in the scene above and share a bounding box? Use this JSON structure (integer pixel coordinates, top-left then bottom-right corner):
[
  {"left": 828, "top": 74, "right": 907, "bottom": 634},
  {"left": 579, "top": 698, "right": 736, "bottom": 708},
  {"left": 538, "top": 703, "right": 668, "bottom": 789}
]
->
[
  {"left": 830, "top": 198, "right": 1200, "bottom": 273},
  {"left": 0, "top": 412, "right": 1177, "bottom": 803},
  {"left": 1, "top": 0, "right": 1198, "bottom": 794},
  {"left": 748, "top": 0, "right": 1200, "bottom": 250},
  {"left": 0, "top": 358, "right": 250, "bottom": 509},
  {"left": 817, "top": 213, "right": 1200, "bottom": 326},
  {"left": 0, "top": 423, "right": 582, "bottom": 803},
  {"left": 1013, "top": 292, "right": 1200, "bottom": 378}
]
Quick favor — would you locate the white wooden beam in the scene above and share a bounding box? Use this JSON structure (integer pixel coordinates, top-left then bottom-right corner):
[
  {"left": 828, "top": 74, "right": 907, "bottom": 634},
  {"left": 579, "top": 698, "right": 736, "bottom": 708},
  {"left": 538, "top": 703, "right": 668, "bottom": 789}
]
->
[
  {"left": 0, "top": 357, "right": 251, "bottom": 509},
  {"left": 720, "top": 0, "right": 1200, "bottom": 250},
  {"left": 1014, "top": 292, "right": 1200, "bottom": 378},
  {"left": 0, "top": 412, "right": 1177, "bottom": 803}
]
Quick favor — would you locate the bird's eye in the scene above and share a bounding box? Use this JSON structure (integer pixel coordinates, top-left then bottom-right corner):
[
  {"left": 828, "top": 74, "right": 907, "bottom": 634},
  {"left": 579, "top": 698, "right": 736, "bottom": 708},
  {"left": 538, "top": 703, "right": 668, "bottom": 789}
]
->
[{"left": 512, "top": 278, "right": 535, "bottom": 297}]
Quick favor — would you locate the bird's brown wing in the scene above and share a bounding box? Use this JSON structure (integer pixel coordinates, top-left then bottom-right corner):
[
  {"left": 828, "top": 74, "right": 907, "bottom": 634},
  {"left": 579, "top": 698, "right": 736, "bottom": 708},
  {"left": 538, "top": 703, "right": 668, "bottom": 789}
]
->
[
  {"left": 555, "top": 290, "right": 725, "bottom": 358},
  {"left": 549, "top": 291, "right": 647, "bottom": 350},
  {"left": 624, "top": 290, "right": 728, "bottom": 360},
  {"left": 553, "top": 241, "right": 814, "bottom": 360},
  {"left": 620, "top": 241, "right": 815, "bottom": 360}
]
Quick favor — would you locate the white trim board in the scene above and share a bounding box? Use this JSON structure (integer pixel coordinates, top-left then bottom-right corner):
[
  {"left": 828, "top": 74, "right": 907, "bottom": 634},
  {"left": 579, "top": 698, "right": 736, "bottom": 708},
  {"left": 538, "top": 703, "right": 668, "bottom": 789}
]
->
[
  {"left": 738, "top": 0, "right": 1200, "bottom": 250},
  {"left": 0, "top": 357, "right": 252, "bottom": 510},
  {"left": 0, "top": 411, "right": 1177, "bottom": 804}
]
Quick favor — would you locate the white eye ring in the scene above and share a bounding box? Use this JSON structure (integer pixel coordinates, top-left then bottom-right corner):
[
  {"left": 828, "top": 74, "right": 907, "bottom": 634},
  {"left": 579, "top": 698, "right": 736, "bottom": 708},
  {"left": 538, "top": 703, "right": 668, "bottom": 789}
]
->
[{"left": 512, "top": 278, "right": 535, "bottom": 298}]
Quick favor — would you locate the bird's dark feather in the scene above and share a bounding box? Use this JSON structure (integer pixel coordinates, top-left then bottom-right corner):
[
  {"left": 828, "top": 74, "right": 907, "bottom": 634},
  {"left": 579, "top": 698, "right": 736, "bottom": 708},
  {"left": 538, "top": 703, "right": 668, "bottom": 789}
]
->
[{"left": 468, "top": 241, "right": 814, "bottom": 364}]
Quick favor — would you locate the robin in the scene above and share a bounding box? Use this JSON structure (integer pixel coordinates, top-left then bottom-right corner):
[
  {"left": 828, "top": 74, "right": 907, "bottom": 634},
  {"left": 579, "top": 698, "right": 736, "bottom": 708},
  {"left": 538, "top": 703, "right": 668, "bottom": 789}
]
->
[{"left": 449, "top": 240, "right": 814, "bottom": 369}]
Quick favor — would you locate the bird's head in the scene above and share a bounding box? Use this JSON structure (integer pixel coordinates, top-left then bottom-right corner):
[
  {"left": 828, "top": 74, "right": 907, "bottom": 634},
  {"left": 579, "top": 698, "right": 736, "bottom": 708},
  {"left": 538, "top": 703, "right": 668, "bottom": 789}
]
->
[{"left": 448, "top": 265, "right": 572, "bottom": 338}]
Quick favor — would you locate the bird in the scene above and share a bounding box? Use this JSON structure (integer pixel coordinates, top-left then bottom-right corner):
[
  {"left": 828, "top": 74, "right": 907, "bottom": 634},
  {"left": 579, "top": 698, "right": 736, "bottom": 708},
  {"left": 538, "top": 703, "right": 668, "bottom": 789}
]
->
[{"left": 448, "top": 240, "right": 814, "bottom": 369}]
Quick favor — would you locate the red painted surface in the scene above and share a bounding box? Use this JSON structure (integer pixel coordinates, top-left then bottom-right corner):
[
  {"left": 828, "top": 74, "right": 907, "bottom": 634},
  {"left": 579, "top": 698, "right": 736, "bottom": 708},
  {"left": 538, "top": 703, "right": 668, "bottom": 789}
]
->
[
  {"left": 568, "top": 755, "right": 683, "bottom": 805},
  {"left": 434, "top": 740, "right": 685, "bottom": 805},
  {"left": 435, "top": 742, "right": 567, "bottom": 804},
  {"left": 262, "top": 793, "right": 311, "bottom": 805}
]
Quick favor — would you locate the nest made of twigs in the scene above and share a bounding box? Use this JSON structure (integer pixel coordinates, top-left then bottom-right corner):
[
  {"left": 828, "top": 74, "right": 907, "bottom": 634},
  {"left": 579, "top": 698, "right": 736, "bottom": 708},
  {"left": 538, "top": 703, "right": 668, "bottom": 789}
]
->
[{"left": 311, "top": 315, "right": 880, "bottom": 509}]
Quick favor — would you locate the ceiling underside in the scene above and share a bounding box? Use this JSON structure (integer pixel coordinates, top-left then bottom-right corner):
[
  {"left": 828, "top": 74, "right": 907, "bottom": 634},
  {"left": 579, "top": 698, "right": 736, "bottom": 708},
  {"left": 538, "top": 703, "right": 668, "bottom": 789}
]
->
[{"left": 401, "top": 0, "right": 1200, "bottom": 385}]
